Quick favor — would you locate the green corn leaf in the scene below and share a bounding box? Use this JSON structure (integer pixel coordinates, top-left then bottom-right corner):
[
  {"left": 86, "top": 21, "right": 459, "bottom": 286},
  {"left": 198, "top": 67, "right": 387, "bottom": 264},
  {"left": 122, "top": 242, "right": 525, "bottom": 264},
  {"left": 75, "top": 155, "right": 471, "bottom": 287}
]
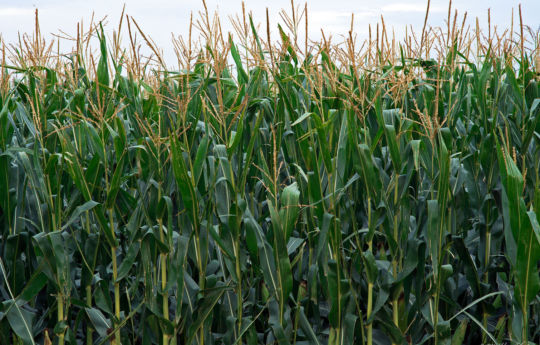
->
[
  {"left": 171, "top": 136, "right": 199, "bottom": 225},
  {"left": 269, "top": 201, "right": 294, "bottom": 303},
  {"left": 244, "top": 207, "right": 279, "bottom": 296},
  {"left": 116, "top": 241, "right": 141, "bottom": 282},
  {"left": 279, "top": 182, "right": 300, "bottom": 242},
  {"left": 96, "top": 24, "right": 109, "bottom": 88},
  {"left": 451, "top": 319, "right": 468, "bottom": 345},
  {"left": 4, "top": 300, "right": 36, "bottom": 345},
  {"left": 85, "top": 307, "right": 112, "bottom": 338},
  {"left": 229, "top": 36, "right": 248, "bottom": 84},
  {"left": 104, "top": 152, "right": 126, "bottom": 209},
  {"left": 193, "top": 134, "right": 209, "bottom": 186},
  {"left": 363, "top": 250, "right": 378, "bottom": 284},
  {"left": 186, "top": 284, "right": 230, "bottom": 344},
  {"left": 427, "top": 199, "right": 440, "bottom": 275},
  {"left": 61, "top": 200, "right": 99, "bottom": 230},
  {"left": 496, "top": 140, "right": 540, "bottom": 310}
]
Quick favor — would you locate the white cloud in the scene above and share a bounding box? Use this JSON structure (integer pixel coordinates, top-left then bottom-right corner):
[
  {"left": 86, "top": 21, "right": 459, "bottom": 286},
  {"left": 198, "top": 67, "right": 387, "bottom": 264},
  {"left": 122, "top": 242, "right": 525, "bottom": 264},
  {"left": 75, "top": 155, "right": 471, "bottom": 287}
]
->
[
  {"left": 308, "top": 10, "right": 379, "bottom": 36},
  {"left": 381, "top": 3, "right": 445, "bottom": 13},
  {"left": 309, "top": 10, "right": 377, "bottom": 24},
  {"left": 0, "top": 7, "right": 35, "bottom": 16}
]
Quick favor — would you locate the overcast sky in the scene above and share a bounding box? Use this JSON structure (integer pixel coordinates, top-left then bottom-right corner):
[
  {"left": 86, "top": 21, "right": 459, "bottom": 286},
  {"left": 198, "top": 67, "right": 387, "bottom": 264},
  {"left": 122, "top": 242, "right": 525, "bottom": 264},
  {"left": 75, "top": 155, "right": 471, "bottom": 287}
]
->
[{"left": 0, "top": 0, "right": 538, "bottom": 65}]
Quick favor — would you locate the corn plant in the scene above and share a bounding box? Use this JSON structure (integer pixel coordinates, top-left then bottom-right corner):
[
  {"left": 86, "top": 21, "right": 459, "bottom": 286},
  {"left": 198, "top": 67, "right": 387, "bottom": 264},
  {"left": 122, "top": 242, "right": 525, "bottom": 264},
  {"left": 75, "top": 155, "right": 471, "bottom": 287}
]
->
[{"left": 0, "top": 2, "right": 539, "bottom": 345}]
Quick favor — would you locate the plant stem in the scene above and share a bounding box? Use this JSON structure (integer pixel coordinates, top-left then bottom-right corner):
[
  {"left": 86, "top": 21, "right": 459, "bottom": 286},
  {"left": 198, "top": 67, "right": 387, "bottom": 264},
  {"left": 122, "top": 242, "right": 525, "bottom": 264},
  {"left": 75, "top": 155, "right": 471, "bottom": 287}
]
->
[
  {"left": 86, "top": 285, "right": 93, "bottom": 345},
  {"left": 235, "top": 241, "right": 243, "bottom": 342},
  {"left": 366, "top": 198, "right": 373, "bottom": 345},
  {"left": 195, "top": 224, "right": 205, "bottom": 345},
  {"left": 433, "top": 265, "right": 443, "bottom": 345},
  {"left": 522, "top": 307, "right": 528, "bottom": 343},
  {"left": 85, "top": 211, "right": 94, "bottom": 345},
  {"left": 367, "top": 281, "right": 373, "bottom": 345},
  {"left": 58, "top": 294, "right": 65, "bottom": 345},
  {"left": 392, "top": 174, "right": 400, "bottom": 343},
  {"left": 159, "top": 217, "right": 169, "bottom": 345},
  {"left": 482, "top": 227, "right": 491, "bottom": 344},
  {"left": 109, "top": 208, "right": 120, "bottom": 345},
  {"left": 112, "top": 245, "right": 120, "bottom": 345}
]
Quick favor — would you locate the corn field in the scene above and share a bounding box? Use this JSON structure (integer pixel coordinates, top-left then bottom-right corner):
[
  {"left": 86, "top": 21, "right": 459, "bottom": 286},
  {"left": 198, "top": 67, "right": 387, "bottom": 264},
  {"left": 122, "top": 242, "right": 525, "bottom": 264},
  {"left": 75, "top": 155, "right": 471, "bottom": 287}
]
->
[{"left": 0, "top": 2, "right": 539, "bottom": 345}]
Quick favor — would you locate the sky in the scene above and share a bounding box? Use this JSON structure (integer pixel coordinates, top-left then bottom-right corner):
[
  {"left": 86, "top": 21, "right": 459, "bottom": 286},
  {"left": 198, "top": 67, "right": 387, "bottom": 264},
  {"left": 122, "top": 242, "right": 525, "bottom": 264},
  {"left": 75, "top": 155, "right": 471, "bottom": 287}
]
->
[{"left": 0, "top": 0, "right": 538, "bottom": 65}]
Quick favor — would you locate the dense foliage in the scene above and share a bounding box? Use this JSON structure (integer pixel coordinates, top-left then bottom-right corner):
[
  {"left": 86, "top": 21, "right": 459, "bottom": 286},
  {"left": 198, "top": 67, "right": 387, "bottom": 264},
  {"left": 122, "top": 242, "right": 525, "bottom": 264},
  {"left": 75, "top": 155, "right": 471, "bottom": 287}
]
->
[{"left": 0, "top": 5, "right": 539, "bottom": 345}]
